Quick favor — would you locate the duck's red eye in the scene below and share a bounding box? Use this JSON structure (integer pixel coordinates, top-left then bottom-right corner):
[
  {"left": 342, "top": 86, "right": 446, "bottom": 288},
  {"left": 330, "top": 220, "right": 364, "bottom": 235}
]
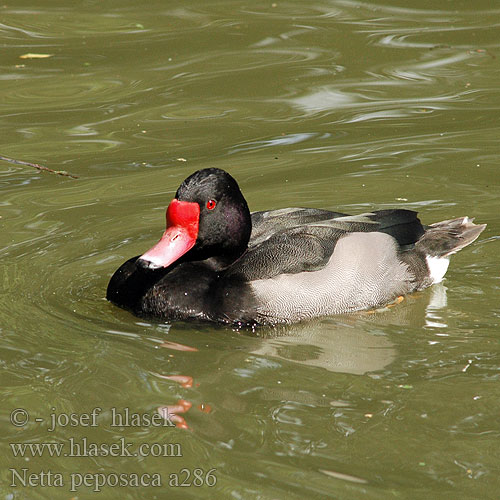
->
[{"left": 206, "top": 199, "right": 217, "bottom": 210}]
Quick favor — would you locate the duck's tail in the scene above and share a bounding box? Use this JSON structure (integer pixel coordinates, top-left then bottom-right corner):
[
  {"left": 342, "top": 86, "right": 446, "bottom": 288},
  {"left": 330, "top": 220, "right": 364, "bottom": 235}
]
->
[
  {"left": 418, "top": 217, "right": 486, "bottom": 257},
  {"left": 415, "top": 217, "right": 486, "bottom": 284}
]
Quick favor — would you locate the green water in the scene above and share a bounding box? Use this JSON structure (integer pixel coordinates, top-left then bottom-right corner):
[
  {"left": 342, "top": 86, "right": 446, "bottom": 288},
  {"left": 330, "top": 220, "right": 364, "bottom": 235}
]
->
[{"left": 1, "top": 1, "right": 499, "bottom": 498}]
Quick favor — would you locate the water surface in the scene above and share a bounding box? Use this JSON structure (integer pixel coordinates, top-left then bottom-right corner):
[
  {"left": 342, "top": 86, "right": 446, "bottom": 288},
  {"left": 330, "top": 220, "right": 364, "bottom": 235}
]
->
[{"left": 1, "top": 1, "right": 499, "bottom": 498}]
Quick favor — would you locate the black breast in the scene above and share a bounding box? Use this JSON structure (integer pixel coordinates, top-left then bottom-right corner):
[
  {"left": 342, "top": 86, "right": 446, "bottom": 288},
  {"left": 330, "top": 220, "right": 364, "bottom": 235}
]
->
[{"left": 107, "top": 257, "right": 258, "bottom": 324}]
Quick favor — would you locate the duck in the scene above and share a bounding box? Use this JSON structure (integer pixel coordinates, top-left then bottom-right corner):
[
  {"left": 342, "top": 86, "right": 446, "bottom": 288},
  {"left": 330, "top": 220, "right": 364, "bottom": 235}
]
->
[{"left": 106, "top": 168, "right": 486, "bottom": 326}]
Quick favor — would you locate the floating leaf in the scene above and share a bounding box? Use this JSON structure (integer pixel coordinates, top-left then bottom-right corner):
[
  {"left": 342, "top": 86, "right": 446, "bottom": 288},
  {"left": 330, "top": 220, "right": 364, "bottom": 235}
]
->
[{"left": 19, "top": 53, "right": 54, "bottom": 59}]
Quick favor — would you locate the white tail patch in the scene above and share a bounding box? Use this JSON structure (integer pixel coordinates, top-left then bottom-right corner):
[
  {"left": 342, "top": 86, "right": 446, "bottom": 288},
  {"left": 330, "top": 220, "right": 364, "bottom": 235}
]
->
[{"left": 426, "top": 255, "right": 450, "bottom": 284}]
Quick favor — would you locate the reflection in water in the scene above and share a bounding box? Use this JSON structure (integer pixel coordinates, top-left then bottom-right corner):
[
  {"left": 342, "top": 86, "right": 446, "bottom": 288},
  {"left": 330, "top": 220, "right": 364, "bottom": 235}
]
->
[
  {"left": 228, "top": 132, "right": 329, "bottom": 154},
  {"left": 290, "top": 89, "right": 357, "bottom": 114},
  {"left": 151, "top": 285, "right": 450, "bottom": 434},
  {"left": 251, "top": 320, "right": 395, "bottom": 375},
  {"left": 249, "top": 284, "right": 449, "bottom": 375},
  {"left": 288, "top": 81, "right": 476, "bottom": 118},
  {"left": 424, "top": 283, "right": 448, "bottom": 329}
]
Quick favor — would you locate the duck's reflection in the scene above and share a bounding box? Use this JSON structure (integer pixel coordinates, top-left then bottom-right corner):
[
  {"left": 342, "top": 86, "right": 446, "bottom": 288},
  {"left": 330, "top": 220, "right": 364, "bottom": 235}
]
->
[
  {"left": 248, "top": 283, "right": 448, "bottom": 375},
  {"left": 250, "top": 322, "right": 395, "bottom": 375},
  {"left": 155, "top": 284, "right": 448, "bottom": 428},
  {"left": 424, "top": 283, "right": 448, "bottom": 329}
]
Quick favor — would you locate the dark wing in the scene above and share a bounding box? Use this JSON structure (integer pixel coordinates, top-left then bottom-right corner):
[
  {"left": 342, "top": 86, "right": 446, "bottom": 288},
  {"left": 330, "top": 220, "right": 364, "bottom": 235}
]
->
[
  {"left": 367, "top": 209, "right": 425, "bottom": 246},
  {"left": 230, "top": 209, "right": 425, "bottom": 281},
  {"left": 231, "top": 225, "right": 344, "bottom": 280},
  {"left": 250, "top": 207, "right": 347, "bottom": 247}
]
